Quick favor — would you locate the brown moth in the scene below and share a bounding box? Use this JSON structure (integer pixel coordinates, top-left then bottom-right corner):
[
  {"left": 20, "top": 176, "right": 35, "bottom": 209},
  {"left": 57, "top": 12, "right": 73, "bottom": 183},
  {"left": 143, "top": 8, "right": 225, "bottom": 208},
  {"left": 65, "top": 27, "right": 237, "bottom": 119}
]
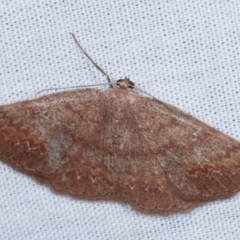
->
[{"left": 0, "top": 33, "right": 240, "bottom": 214}]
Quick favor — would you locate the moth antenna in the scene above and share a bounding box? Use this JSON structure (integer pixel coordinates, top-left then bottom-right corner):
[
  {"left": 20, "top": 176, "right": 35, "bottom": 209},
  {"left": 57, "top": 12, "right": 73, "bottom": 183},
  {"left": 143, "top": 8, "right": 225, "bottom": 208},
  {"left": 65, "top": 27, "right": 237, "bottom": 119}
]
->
[
  {"left": 70, "top": 33, "right": 113, "bottom": 89},
  {"left": 133, "top": 86, "right": 156, "bottom": 98},
  {"left": 35, "top": 83, "right": 110, "bottom": 97}
]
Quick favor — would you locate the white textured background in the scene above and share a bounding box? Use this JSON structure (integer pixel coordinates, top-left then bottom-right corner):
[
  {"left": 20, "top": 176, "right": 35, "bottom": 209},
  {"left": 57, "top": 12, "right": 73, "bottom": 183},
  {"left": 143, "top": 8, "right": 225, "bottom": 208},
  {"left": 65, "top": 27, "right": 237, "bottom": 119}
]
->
[{"left": 1, "top": 1, "right": 240, "bottom": 239}]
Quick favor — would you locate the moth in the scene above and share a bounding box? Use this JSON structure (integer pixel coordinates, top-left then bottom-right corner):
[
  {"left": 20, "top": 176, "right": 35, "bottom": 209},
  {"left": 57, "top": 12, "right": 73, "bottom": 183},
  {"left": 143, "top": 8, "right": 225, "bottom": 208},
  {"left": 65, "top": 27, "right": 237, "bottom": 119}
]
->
[{"left": 0, "top": 33, "right": 240, "bottom": 214}]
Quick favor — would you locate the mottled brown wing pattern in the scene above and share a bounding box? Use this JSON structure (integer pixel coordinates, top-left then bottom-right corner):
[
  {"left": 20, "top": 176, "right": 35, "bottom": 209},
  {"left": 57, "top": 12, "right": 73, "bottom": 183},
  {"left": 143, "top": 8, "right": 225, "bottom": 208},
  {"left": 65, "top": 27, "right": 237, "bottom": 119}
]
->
[
  {"left": 0, "top": 101, "right": 49, "bottom": 176},
  {"left": 133, "top": 97, "right": 240, "bottom": 202},
  {"left": 1, "top": 83, "right": 240, "bottom": 214},
  {"left": 48, "top": 89, "right": 175, "bottom": 212}
]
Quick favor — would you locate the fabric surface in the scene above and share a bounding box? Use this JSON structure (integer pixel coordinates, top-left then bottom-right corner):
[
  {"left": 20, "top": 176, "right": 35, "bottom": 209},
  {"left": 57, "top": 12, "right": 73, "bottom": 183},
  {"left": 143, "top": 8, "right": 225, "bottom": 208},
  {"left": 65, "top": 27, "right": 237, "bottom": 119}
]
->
[{"left": 1, "top": 1, "right": 240, "bottom": 239}]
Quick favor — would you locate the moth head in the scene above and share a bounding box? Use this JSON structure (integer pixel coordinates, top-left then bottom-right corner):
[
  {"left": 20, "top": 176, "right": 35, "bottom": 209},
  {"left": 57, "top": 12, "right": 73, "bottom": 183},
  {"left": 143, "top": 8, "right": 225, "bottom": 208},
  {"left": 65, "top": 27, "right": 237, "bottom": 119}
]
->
[{"left": 116, "top": 77, "right": 135, "bottom": 91}]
